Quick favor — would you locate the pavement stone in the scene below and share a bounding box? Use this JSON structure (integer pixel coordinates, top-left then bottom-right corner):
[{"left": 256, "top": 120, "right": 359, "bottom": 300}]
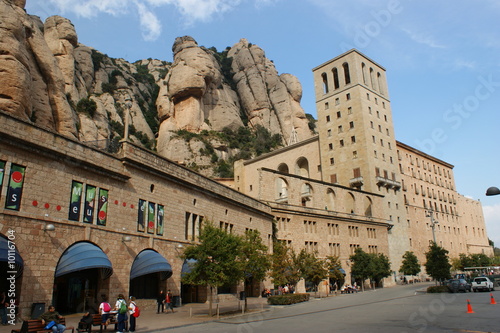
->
[{"left": 1, "top": 297, "right": 271, "bottom": 333}]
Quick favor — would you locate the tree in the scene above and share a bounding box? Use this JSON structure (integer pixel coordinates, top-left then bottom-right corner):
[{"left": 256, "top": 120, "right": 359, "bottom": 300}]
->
[
  {"left": 371, "top": 253, "right": 392, "bottom": 287},
  {"left": 454, "top": 253, "right": 492, "bottom": 272},
  {"left": 325, "top": 255, "right": 345, "bottom": 290},
  {"left": 240, "top": 229, "right": 270, "bottom": 307},
  {"left": 350, "top": 248, "right": 373, "bottom": 291},
  {"left": 424, "top": 242, "right": 451, "bottom": 284},
  {"left": 269, "top": 241, "right": 301, "bottom": 289},
  {"left": 181, "top": 222, "right": 243, "bottom": 316},
  {"left": 298, "top": 250, "right": 328, "bottom": 296},
  {"left": 399, "top": 251, "right": 421, "bottom": 277}
]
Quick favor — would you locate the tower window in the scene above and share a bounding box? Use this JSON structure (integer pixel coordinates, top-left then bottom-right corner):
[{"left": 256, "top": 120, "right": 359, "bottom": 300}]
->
[
  {"left": 333, "top": 67, "right": 340, "bottom": 89},
  {"left": 343, "top": 62, "right": 351, "bottom": 84}
]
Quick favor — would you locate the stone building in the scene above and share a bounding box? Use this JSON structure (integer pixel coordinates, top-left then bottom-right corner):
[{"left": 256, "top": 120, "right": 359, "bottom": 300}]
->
[
  {"left": 0, "top": 111, "right": 274, "bottom": 318},
  {"left": 234, "top": 49, "right": 492, "bottom": 287},
  {"left": 398, "top": 141, "right": 492, "bottom": 263}
]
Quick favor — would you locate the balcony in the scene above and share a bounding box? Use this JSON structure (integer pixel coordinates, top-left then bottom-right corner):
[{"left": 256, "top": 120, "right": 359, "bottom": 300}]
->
[
  {"left": 375, "top": 176, "right": 400, "bottom": 190},
  {"left": 350, "top": 176, "right": 364, "bottom": 187}
]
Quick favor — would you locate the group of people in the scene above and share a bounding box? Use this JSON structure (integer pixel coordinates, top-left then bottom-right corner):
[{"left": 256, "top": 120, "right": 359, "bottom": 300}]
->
[
  {"left": 156, "top": 290, "right": 174, "bottom": 314},
  {"left": 340, "top": 283, "right": 359, "bottom": 294},
  {"left": 41, "top": 294, "right": 138, "bottom": 333}
]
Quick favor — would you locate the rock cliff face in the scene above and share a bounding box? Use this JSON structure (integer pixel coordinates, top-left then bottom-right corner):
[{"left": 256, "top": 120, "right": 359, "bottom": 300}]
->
[{"left": 0, "top": 0, "right": 314, "bottom": 176}]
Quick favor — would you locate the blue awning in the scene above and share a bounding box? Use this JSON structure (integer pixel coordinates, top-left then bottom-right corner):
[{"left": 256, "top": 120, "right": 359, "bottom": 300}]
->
[
  {"left": 55, "top": 242, "right": 113, "bottom": 279},
  {"left": 130, "top": 249, "right": 172, "bottom": 280},
  {"left": 330, "top": 268, "right": 346, "bottom": 275},
  {"left": 1, "top": 236, "right": 24, "bottom": 277},
  {"left": 181, "top": 259, "right": 197, "bottom": 276}
]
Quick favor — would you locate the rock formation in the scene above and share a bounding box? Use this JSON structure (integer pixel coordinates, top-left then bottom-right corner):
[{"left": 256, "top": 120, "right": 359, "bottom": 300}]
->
[{"left": 0, "top": 0, "right": 314, "bottom": 177}]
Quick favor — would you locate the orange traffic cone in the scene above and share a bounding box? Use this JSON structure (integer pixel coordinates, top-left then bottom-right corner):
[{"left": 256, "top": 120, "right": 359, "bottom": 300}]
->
[
  {"left": 467, "top": 299, "right": 475, "bottom": 313},
  {"left": 490, "top": 293, "right": 497, "bottom": 305}
]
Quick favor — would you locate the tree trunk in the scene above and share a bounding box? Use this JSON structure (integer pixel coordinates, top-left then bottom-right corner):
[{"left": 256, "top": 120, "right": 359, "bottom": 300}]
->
[{"left": 208, "top": 285, "right": 213, "bottom": 317}]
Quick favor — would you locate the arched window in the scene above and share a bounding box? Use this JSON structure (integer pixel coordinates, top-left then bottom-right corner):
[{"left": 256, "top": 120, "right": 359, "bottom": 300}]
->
[
  {"left": 342, "top": 62, "right": 351, "bottom": 85},
  {"left": 361, "top": 63, "right": 367, "bottom": 85},
  {"left": 377, "top": 72, "right": 384, "bottom": 95},
  {"left": 301, "top": 183, "right": 313, "bottom": 207},
  {"left": 322, "top": 72, "right": 329, "bottom": 94},
  {"left": 347, "top": 192, "right": 356, "bottom": 214},
  {"left": 332, "top": 67, "right": 340, "bottom": 89},
  {"left": 276, "top": 178, "right": 288, "bottom": 203},
  {"left": 369, "top": 67, "right": 376, "bottom": 90},
  {"left": 277, "top": 163, "right": 289, "bottom": 174},
  {"left": 364, "top": 196, "right": 373, "bottom": 217},
  {"left": 326, "top": 189, "right": 336, "bottom": 211},
  {"left": 295, "top": 157, "right": 310, "bottom": 177}
]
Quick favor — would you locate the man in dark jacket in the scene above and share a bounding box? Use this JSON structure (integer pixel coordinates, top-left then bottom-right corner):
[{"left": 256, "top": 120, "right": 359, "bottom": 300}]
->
[{"left": 39, "top": 305, "right": 65, "bottom": 333}]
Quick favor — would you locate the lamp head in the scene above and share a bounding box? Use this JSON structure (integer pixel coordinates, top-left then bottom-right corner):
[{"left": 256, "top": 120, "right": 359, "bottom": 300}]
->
[{"left": 486, "top": 186, "right": 500, "bottom": 196}]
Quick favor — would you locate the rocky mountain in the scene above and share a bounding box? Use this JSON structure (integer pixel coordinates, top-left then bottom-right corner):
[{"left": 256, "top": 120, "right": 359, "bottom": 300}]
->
[{"left": 0, "top": 0, "right": 315, "bottom": 177}]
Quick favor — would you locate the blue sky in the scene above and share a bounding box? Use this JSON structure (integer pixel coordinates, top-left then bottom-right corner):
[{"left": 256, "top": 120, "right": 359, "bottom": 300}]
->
[{"left": 26, "top": 0, "right": 500, "bottom": 248}]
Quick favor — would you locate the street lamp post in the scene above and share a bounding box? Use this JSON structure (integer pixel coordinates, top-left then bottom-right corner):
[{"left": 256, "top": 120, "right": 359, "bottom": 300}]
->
[
  {"left": 426, "top": 209, "right": 439, "bottom": 244},
  {"left": 486, "top": 186, "right": 500, "bottom": 196}
]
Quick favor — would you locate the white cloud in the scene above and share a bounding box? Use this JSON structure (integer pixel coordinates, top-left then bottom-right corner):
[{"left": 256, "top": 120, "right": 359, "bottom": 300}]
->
[
  {"left": 483, "top": 203, "right": 500, "bottom": 248},
  {"left": 48, "top": 0, "right": 130, "bottom": 18},
  {"left": 42, "top": 0, "right": 249, "bottom": 41},
  {"left": 135, "top": 1, "right": 162, "bottom": 41},
  {"left": 452, "top": 59, "right": 477, "bottom": 70},
  {"left": 402, "top": 28, "right": 446, "bottom": 49}
]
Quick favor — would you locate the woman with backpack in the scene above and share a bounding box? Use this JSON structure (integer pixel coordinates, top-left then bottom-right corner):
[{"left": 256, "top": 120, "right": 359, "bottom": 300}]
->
[
  {"left": 114, "top": 294, "right": 127, "bottom": 333},
  {"left": 99, "top": 295, "right": 112, "bottom": 329},
  {"left": 128, "top": 296, "right": 137, "bottom": 332}
]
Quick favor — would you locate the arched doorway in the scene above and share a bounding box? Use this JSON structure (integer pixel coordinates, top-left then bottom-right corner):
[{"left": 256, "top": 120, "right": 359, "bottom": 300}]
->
[
  {"left": 53, "top": 242, "right": 113, "bottom": 314},
  {"left": 180, "top": 259, "right": 199, "bottom": 303},
  {"left": 129, "top": 249, "right": 172, "bottom": 299}
]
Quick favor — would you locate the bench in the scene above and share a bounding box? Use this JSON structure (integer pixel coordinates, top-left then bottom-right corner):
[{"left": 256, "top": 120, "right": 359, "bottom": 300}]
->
[
  {"left": 11, "top": 318, "right": 74, "bottom": 333},
  {"left": 77, "top": 314, "right": 126, "bottom": 333}
]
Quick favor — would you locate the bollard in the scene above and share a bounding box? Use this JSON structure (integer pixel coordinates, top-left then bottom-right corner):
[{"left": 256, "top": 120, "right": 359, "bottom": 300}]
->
[
  {"left": 189, "top": 307, "right": 192, "bottom": 317},
  {"left": 216, "top": 304, "right": 219, "bottom": 319}
]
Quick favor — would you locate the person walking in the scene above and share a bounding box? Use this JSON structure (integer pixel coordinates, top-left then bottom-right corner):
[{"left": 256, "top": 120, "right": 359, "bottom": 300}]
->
[
  {"left": 156, "top": 290, "right": 164, "bottom": 314},
  {"left": 165, "top": 290, "right": 174, "bottom": 313},
  {"left": 98, "top": 295, "right": 111, "bottom": 329},
  {"left": 39, "top": 305, "right": 66, "bottom": 333},
  {"left": 114, "top": 294, "right": 127, "bottom": 333},
  {"left": 128, "top": 296, "right": 137, "bottom": 332}
]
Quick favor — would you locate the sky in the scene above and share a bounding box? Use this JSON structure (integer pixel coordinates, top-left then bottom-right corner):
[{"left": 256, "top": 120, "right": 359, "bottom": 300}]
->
[{"left": 25, "top": 0, "right": 500, "bottom": 248}]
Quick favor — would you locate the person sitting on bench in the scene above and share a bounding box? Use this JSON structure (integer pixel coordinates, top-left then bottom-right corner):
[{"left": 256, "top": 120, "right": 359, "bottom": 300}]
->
[{"left": 39, "top": 305, "right": 66, "bottom": 333}]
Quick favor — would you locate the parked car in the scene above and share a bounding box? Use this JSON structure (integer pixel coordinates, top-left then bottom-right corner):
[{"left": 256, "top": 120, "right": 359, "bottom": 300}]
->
[
  {"left": 472, "top": 277, "right": 495, "bottom": 292},
  {"left": 447, "top": 278, "right": 471, "bottom": 293}
]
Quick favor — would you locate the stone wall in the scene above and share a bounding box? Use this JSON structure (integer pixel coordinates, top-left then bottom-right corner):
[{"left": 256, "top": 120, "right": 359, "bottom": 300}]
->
[{"left": 0, "top": 111, "right": 273, "bottom": 318}]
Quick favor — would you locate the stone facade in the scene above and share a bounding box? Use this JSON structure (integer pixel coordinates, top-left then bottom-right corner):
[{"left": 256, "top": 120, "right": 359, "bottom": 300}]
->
[
  {"left": 398, "top": 141, "right": 492, "bottom": 262},
  {"left": 0, "top": 111, "right": 273, "bottom": 317},
  {"left": 233, "top": 49, "right": 492, "bottom": 287}
]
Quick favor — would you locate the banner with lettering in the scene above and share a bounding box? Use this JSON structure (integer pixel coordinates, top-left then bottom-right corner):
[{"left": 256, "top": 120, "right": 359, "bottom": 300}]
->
[
  {"left": 137, "top": 199, "right": 146, "bottom": 232},
  {"left": 68, "top": 181, "right": 83, "bottom": 221},
  {"left": 147, "top": 202, "right": 155, "bottom": 234},
  {"left": 97, "top": 188, "right": 108, "bottom": 226},
  {"left": 83, "top": 185, "right": 96, "bottom": 223},
  {"left": 157, "top": 204, "right": 164, "bottom": 236},
  {"left": 5, "top": 164, "right": 26, "bottom": 211}
]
